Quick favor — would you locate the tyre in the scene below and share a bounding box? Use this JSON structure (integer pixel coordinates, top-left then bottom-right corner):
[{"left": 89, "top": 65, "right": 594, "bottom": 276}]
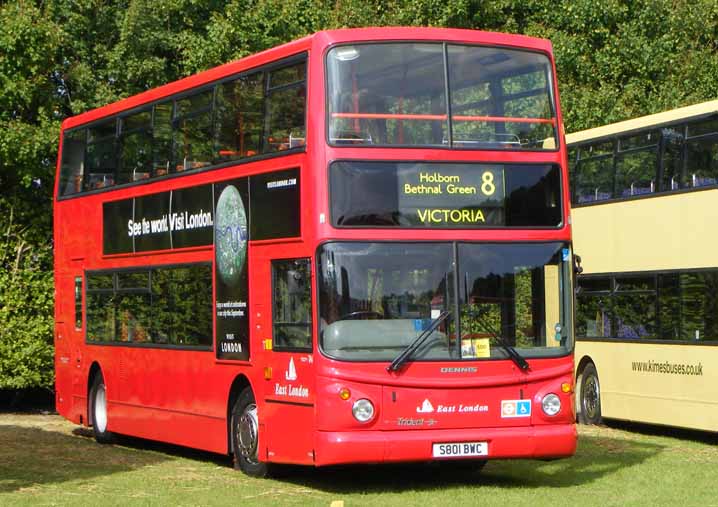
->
[
  {"left": 89, "top": 372, "right": 115, "bottom": 443},
  {"left": 231, "top": 387, "right": 270, "bottom": 477},
  {"left": 578, "top": 363, "right": 602, "bottom": 425}
]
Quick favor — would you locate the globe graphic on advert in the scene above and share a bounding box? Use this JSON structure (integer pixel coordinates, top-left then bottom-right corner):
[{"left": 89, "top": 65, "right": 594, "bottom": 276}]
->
[{"left": 215, "top": 185, "right": 247, "bottom": 287}]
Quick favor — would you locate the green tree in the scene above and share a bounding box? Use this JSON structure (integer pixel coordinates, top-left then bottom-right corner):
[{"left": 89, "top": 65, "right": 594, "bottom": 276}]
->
[
  {"left": 0, "top": 2, "right": 60, "bottom": 390},
  {"left": 3, "top": 0, "right": 718, "bottom": 391}
]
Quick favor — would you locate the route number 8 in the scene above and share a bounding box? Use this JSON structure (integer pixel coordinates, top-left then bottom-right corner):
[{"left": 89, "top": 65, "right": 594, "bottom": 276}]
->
[{"left": 481, "top": 171, "right": 496, "bottom": 196}]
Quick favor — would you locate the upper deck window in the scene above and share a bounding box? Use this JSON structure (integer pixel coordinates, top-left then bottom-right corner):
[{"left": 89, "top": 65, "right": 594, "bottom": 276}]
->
[
  {"left": 569, "top": 114, "right": 718, "bottom": 205},
  {"left": 58, "top": 56, "right": 306, "bottom": 198},
  {"left": 326, "top": 43, "right": 557, "bottom": 150}
]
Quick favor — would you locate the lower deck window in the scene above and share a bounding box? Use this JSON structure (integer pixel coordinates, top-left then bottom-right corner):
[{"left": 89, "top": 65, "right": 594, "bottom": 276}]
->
[
  {"left": 577, "top": 270, "right": 718, "bottom": 341},
  {"left": 86, "top": 263, "right": 212, "bottom": 347}
]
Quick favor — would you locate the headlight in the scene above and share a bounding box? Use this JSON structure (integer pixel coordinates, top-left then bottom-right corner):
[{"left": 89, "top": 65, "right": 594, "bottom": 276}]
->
[
  {"left": 352, "top": 398, "right": 375, "bottom": 423},
  {"left": 542, "top": 393, "right": 561, "bottom": 416}
]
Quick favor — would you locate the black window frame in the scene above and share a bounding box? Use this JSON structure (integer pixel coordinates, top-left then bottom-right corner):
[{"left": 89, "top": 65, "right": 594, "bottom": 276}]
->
[
  {"left": 315, "top": 240, "right": 575, "bottom": 363},
  {"left": 271, "top": 257, "right": 313, "bottom": 352},
  {"left": 74, "top": 276, "right": 83, "bottom": 331},
  {"left": 84, "top": 262, "right": 213, "bottom": 350},
  {"left": 576, "top": 269, "right": 718, "bottom": 344},
  {"left": 569, "top": 112, "right": 718, "bottom": 207},
  {"left": 57, "top": 53, "right": 308, "bottom": 201},
  {"left": 324, "top": 41, "right": 560, "bottom": 152}
]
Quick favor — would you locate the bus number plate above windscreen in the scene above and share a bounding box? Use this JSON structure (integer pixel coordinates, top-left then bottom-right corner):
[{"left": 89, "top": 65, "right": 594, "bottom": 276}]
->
[{"left": 432, "top": 441, "right": 489, "bottom": 458}]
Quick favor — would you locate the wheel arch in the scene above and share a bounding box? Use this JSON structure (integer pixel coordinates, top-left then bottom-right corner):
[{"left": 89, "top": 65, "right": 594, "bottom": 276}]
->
[
  {"left": 576, "top": 354, "right": 596, "bottom": 379},
  {"left": 226, "top": 374, "right": 253, "bottom": 455}
]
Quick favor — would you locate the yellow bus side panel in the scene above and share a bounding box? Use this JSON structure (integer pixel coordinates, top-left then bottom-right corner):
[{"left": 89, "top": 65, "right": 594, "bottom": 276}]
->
[
  {"left": 572, "top": 189, "right": 718, "bottom": 274},
  {"left": 577, "top": 341, "right": 718, "bottom": 432}
]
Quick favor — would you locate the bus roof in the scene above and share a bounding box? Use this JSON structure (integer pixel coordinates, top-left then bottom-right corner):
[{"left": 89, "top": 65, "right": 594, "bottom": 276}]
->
[
  {"left": 61, "top": 27, "right": 554, "bottom": 131},
  {"left": 566, "top": 99, "right": 718, "bottom": 146}
]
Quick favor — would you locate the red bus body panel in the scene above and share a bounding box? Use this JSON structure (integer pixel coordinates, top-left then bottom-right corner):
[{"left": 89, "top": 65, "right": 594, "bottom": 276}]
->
[{"left": 54, "top": 28, "right": 574, "bottom": 465}]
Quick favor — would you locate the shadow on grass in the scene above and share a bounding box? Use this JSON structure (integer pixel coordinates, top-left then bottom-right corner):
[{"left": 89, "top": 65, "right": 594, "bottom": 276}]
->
[
  {"left": 0, "top": 425, "right": 168, "bottom": 494},
  {"left": 603, "top": 419, "right": 718, "bottom": 446},
  {"left": 6, "top": 419, "right": 664, "bottom": 495},
  {"left": 71, "top": 426, "right": 233, "bottom": 468},
  {"left": 274, "top": 433, "right": 665, "bottom": 493}
]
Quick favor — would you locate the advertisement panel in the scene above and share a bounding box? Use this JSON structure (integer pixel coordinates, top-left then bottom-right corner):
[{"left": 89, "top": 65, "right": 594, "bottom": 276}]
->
[{"left": 101, "top": 168, "right": 300, "bottom": 360}]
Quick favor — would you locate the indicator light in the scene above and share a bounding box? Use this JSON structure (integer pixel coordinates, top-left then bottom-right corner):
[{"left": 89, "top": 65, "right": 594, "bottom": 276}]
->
[
  {"left": 339, "top": 387, "right": 351, "bottom": 400},
  {"left": 561, "top": 382, "right": 572, "bottom": 393}
]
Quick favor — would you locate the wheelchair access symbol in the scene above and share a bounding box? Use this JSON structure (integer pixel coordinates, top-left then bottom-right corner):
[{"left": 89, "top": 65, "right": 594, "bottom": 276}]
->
[{"left": 501, "top": 400, "right": 531, "bottom": 418}]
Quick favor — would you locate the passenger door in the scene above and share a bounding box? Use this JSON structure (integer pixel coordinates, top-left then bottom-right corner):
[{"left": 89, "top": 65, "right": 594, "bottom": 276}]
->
[{"left": 263, "top": 258, "right": 315, "bottom": 464}]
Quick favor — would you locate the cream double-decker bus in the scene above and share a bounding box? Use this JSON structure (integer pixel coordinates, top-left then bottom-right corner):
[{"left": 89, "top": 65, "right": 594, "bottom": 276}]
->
[{"left": 568, "top": 100, "right": 718, "bottom": 431}]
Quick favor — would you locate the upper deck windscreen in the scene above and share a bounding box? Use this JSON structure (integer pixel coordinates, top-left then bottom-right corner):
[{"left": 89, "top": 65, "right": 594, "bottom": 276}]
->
[{"left": 327, "top": 43, "right": 557, "bottom": 150}]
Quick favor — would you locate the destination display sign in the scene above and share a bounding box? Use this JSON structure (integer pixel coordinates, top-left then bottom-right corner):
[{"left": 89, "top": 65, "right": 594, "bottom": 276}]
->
[
  {"left": 331, "top": 162, "right": 510, "bottom": 228},
  {"left": 397, "top": 165, "right": 505, "bottom": 226}
]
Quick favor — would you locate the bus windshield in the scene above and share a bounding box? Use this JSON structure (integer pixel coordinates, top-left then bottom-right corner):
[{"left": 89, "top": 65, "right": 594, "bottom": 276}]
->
[
  {"left": 327, "top": 43, "right": 557, "bottom": 150},
  {"left": 318, "top": 242, "right": 572, "bottom": 362}
]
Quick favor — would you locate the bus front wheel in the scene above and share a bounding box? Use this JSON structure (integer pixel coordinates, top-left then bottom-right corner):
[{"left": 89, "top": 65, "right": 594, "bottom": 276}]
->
[
  {"left": 89, "top": 372, "right": 115, "bottom": 444},
  {"left": 231, "top": 387, "right": 270, "bottom": 477},
  {"left": 579, "top": 363, "right": 602, "bottom": 425}
]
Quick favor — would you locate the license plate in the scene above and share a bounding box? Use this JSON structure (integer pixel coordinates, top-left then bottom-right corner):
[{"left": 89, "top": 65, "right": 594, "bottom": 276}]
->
[{"left": 432, "top": 441, "right": 488, "bottom": 458}]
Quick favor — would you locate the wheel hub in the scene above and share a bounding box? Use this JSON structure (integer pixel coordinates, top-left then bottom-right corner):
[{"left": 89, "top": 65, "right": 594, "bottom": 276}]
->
[
  {"left": 584, "top": 377, "right": 599, "bottom": 419},
  {"left": 237, "top": 403, "right": 259, "bottom": 463}
]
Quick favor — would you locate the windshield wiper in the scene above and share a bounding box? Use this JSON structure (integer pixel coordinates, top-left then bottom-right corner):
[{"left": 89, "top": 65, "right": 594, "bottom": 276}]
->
[
  {"left": 469, "top": 311, "right": 530, "bottom": 371},
  {"left": 387, "top": 310, "right": 452, "bottom": 372}
]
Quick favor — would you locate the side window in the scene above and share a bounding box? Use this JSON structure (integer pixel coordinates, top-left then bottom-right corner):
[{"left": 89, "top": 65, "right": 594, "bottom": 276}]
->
[
  {"left": 74, "top": 277, "right": 83, "bottom": 330},
  {"left": 173, "top": 89, "right": 214, "bottom": 172},
  {"left": 216, "top": 72, "right": 264, "bottom": 162},
  {"left": 153, "top": 101, "right": 174, "bottom": 176},
  {"left": 85, "top": 264, "right": 212, "bottom": 346},
  {"left": 660, "top": 126, "right": 685, "bottom": 191},
  {"left": 59, "top": 129, "right": 86, "bottom": 196},
  {"left": 85, "top": 119, "right": 117, "bottom": 191},
  {"left": 686, "top": 118, "right": 718, "bottom": 188},
  {"left": 272, "top": 259, "right": 312, "bottom": 350},
  {"left": 58, "top": 56, "right": 307, "bottom": 198},
  {"left": 118, "top": 108, "right": 153, "bottom": 184},
  {"left": 574, "top": 141, "right": 614, "bottom": 203},
  {"left": 265, "top": 62, "right": 306, "bottom": 153},
  {"left": 615, "top": 131, "right": 658, "bottom": 197}
]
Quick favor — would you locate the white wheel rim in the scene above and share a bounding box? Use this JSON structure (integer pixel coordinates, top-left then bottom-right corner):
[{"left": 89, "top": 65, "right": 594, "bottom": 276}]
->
[
  {"left": 238, "top": 403, "right": 259, "bottom": 464},
  {"left": 95, "top": 384, "right": 108, "bottom": 433}
]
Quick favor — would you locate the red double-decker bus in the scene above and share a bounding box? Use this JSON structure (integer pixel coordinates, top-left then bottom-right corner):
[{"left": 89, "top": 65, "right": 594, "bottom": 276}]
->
[{"left": 54, "top": 27, "right": 576, "bottom": 476}]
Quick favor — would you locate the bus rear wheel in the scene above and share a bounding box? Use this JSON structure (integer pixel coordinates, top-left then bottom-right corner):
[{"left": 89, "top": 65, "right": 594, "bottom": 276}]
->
[
  {"left": 89, "top": 372, "right": 115, "bottom": 444},
  {"left": 579, "top": 363, "right": 602, "bottom": 425},
  {"left": 231, "top": 387, "right": 270, "bottom": 477}
]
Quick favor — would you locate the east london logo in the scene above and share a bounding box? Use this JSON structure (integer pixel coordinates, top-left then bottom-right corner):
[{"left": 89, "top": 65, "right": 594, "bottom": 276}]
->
[
  {"left": 274, "top": 357, "right": 309, "bottom": 398},
  {"left": 416, "top": 398, "right": 488, "bottom": 414},
  {"left": 285, "top": 357, "right": 297, "bottom": 381},
  {"left": 417, "top": 399, "right": 435, "bottom": 413}
]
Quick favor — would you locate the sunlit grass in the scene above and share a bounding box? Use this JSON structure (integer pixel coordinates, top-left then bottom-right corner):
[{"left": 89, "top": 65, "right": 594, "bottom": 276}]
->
[{"left": 1, "top": 413, "right": 716, "bottom": 506}]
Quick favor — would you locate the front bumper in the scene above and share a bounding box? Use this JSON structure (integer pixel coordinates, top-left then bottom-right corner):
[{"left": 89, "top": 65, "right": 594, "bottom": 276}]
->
[{"left": 314, "top": 423, "right": 576, "bottom": 466}]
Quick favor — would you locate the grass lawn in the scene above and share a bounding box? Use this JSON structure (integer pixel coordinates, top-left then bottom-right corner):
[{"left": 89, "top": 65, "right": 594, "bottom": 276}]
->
[{"left": 0, "top": 413, "right": 716, "bottom": 506}]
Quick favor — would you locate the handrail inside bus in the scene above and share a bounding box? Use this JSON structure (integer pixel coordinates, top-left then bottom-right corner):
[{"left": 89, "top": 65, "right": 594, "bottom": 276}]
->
[{"left": 331, "top": 112, "right": 556, "bottom": 125}]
